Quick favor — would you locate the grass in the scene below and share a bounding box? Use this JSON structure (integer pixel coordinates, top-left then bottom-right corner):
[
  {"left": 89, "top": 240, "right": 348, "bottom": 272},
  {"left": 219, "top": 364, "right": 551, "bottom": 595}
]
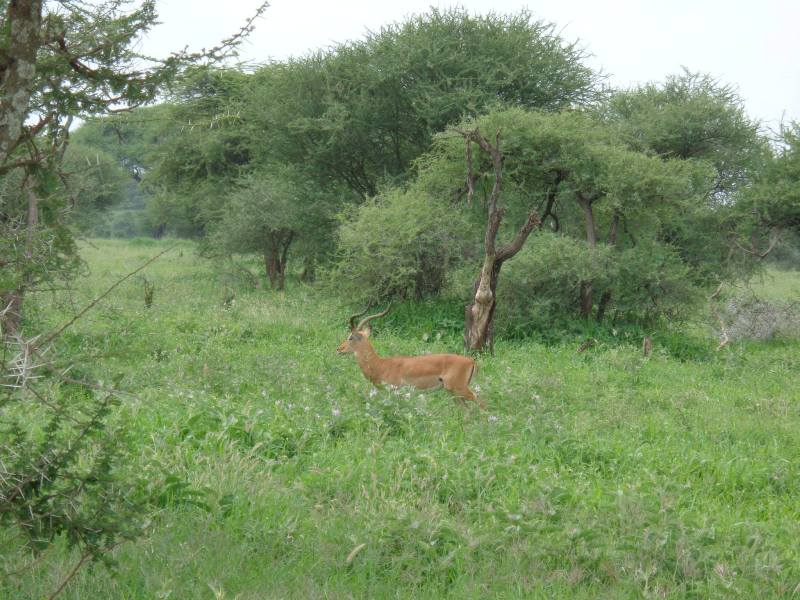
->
[
  {"left": 747, "top": 266, "right": 800, "bottom": 302},
  {"left": 3, "top": 239, "right": 800, "bottom": 599}
]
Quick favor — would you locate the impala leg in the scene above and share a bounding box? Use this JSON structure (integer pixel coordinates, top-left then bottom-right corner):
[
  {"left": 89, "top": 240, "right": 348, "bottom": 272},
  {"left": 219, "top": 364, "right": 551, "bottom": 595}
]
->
[
  {"left": 442, "top": 376, "right": 484, "bottom": 410},
  {"left": 459, "top": 387, "right": 486, "bottom": 410}
]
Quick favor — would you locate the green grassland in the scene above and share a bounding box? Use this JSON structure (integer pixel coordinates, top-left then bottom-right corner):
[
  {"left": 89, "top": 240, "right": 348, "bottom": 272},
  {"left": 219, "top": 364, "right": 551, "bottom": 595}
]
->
[{"left": 4, "top": 240, "right": 800, "bottom": 599}]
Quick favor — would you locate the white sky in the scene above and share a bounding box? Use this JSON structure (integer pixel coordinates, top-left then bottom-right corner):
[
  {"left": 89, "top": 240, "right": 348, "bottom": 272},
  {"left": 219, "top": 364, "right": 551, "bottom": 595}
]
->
[{"left": 142, "top": 0, "right": 800, "bottom": 130}]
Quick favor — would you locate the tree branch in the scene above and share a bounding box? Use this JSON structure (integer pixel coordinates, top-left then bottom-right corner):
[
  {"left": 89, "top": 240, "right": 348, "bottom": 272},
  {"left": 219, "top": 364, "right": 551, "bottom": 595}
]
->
[
  {"left": 496, "top": 209, "right": 541, "bottom": 263},
  {"left": 37, "top": 245, "right": 177, "bottom": 348},
  {"left": 730, "top": 227, "right": 782, "bottom": 259}
]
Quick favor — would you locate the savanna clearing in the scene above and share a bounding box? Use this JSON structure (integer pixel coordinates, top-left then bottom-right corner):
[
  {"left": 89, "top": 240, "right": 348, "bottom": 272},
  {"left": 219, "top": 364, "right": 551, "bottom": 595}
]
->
[{"left": 3, "top": 239, "right": 800, "bottom": 599}]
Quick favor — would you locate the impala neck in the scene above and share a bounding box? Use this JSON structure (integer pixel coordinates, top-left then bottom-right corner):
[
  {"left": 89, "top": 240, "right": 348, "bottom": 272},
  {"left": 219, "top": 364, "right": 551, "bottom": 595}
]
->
[{"left": 353, "top": 339, "right": 384, "bottom": 380}]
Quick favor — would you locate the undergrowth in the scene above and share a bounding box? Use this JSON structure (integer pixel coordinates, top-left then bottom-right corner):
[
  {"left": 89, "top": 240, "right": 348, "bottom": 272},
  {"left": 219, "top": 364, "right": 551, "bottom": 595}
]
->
[{"left": 2, "top": 240, "right": 798, "bottom": 599}]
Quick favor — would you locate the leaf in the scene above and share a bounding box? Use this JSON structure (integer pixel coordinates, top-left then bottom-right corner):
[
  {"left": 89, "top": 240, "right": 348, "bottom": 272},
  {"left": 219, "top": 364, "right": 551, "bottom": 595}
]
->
[{"left": 346, "top": 542, "right": 367, "bottom": 565}]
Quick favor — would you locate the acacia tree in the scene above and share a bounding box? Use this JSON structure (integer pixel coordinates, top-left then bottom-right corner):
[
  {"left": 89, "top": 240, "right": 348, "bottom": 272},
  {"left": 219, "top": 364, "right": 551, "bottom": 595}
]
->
[
  {"left": 245, "top": 8, "right": 599, "bottom": 200},
  {"left": 1, "top": 1, "right": 268, "bottom": 590},
  {"left": 0, "top": 0, "right": 268, "bottom": 334},
  {"left": 458, "top": 129, "right": 541, "bottom": 350},
  {"left": 403, "top": 107, "right": 711, "bottom": 346},
  {"left": 211, "top": 166, "right": 334, "bottom": 291}
]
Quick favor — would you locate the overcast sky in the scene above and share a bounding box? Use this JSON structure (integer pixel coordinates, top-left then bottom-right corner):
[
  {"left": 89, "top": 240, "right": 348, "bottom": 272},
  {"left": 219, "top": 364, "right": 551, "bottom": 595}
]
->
[{"left": 142, "top": 0, "right": 799, "bottom": 130}]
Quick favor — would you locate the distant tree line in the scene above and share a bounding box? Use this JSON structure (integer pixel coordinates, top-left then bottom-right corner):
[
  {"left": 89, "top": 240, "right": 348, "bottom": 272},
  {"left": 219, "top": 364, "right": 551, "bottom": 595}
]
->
[{"left": 42, "top": 8, "right": 800, "bottom": 347}]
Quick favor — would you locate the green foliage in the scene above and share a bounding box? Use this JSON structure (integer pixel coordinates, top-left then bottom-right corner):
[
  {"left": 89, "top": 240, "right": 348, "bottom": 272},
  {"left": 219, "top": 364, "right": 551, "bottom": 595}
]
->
[
  {"left": 741, "top": 122, "right": 800, "bottom": 233},
  {"left": 606, "top": 70, "right": 765, "bottom": 196},
  {"left": 245, "top": 8, "right": 598, "bottom": 198},
  {"left": 0, "top": 376, "right": 147, "bottom": 559},
  {"left": 328, "top": 190, "right": 474, "bottom": 305},
  {"left": 414, "top": 107, "right": 715, "bottom": 323},
  {"left": 4, "top": 240, "right": 799, "bottom": 599},
  {"left": 211, "top": 166, "right": 318, "bottom": 254},
  {"left": 71, "top": 105, "right": 176, "bottom": 181},
  {"left": 209, "top": 165, "right": 339, "bottom": 287},
  {"left": 60, "top": 142, "right": 130, "bottom": 233},
  {"left": 492, "top": 232, "right": 699, "bottom": 336},
  {"left": 137, "top": 68, "right": 262, "bottom": 237},
  {"left": 0, "top": 171, "right": 83, "bottom": 300}
]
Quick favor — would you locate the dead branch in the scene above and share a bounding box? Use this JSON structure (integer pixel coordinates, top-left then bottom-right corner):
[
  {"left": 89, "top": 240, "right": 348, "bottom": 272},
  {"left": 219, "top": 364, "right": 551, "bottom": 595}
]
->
[{"left": 38, "top": 245, "right": 177, "bottom": 349}]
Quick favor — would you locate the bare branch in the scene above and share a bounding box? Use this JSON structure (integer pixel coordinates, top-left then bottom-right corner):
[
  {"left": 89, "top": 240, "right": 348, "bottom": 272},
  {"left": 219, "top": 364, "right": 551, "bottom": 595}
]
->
[
  {"left": 730, "top": 227, "right": 782, "bottom": 259},
  {"left": 38, "top": 245, "right": 177, "bottom": 348}
]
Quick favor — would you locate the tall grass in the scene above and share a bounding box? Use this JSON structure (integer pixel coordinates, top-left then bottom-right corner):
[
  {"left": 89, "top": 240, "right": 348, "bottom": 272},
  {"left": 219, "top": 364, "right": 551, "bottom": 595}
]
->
[{"left": 3, "top": 240, "right": 799, "bottom": 599}]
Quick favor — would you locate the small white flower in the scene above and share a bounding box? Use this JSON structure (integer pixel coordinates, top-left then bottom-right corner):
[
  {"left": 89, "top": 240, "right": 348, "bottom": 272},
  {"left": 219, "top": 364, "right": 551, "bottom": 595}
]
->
[
  {"left": 261, "top": 390, "right": 267, "bottom": 397},
  {"left": 368, "top": 388, "right": 378, "bottom": 398},
  {"left": 488, "top": 415, "right": 498, "bottom": 423},
  {"left": 332, "top": 408, "right": 341, "bottom": 417}
]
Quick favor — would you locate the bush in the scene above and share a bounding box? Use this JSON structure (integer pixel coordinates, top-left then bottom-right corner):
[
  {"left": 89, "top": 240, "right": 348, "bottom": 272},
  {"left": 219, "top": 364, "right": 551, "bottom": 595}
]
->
[
  {"left": 721, "top": 296, "right": 800, "bottom": 342},
  {"left": 327, "top": 190, "right": 473, "bottom": 306},
  {"left": 486, "top": 232, "right": 700, "bottom": 337}
]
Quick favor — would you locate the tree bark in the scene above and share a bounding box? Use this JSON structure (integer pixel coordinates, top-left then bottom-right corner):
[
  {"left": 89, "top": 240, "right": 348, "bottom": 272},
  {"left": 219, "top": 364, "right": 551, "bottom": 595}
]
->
[
  {"left": 299, "top": 255, "right": 315, "bottom": 282},
  {"left": 263, "top": 230, "right": 294, "bottom": 291},
  {"left": 0, "top": 0, "right": 43, "bottom": 166},
  {"left": 460, "top": 128, "right": 541, "bottom": 351},
  {"left": 1, "top": 178, "right": 38, "bottom": 337},
  {"left": 577, "top": 193, "right": 597, "bottom": 319}
]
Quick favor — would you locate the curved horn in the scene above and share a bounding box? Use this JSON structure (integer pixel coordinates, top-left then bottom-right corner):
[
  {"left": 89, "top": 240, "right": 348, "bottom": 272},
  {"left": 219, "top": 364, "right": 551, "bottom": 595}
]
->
[
  {"left": 356, "top": 303, "right": 393, "bottom": 331},
  {"left": 349, "top": 305, "right": 371, "bottom": 331}
]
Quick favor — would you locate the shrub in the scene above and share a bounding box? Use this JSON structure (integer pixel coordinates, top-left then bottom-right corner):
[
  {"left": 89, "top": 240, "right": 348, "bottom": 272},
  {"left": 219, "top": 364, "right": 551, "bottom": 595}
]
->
[
  {"left": 327, "top": 190, "right": 473, "bottom": 306},
  {"left": 488, "top": 232, "right": 701, "bottom": 337},
  {"left": 721, "top": 296, "right": 800, "bottom": 342}
]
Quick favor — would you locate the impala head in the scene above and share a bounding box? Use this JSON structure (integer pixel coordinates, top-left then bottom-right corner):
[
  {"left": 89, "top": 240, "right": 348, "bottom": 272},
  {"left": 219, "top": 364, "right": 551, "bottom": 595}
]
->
[{"left": 337, "top": 304, "right": 392, "bottom": 354}]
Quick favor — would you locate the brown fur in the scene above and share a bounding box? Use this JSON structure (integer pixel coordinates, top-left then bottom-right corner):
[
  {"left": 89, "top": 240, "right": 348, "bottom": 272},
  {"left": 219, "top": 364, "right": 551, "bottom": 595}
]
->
[{"left": 337, "top": 328, "right": 484, "bottom": 409}]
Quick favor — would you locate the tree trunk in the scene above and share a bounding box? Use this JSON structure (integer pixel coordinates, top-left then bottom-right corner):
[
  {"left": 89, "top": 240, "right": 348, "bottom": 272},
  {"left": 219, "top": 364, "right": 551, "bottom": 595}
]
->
[
  {"left": 465, "top": 256, "right": 502, "bottom": 351},
  {"left": 2, "top": 179, "right": 38, "bottom": 337},
  {"left": 0, "top": 0, "right": 43, "bottom": 166},
  {"left": 459, "top": 128, "right": 541, "bottom": 351},
  {"left": 299, "top": 255, "right": 315, "bottom": 282},
  {"left": 577, "top": 194, "right": 597, "bottom": 319},
  {"left": 263, "top": 230, "right": 294, "bottom": 291},
  {"left": 595, "top": 214, "right": 619, "bottom": 322},
  {"left": 264, "top": 247, "right": 278, "bottom": 289}
]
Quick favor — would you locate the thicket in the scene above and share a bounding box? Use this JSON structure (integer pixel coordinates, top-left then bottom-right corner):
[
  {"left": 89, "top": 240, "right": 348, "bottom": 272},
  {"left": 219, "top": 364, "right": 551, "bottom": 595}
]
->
[{"left": 27, "top": 9, "right": 799, "bottom": 339}]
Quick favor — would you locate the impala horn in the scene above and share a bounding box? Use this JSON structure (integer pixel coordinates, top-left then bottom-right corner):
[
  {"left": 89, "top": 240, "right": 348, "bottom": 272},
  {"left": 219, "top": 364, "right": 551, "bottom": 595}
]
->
[
  {"left": 356, "top": 303, "right": 393, "bottom": 331},
  {"left": 348, "top": 305, "right": 372, "bottom": 331}
]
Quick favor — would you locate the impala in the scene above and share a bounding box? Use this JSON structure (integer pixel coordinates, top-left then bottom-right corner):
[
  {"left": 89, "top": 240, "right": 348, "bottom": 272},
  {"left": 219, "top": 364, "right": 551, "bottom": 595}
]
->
[{"left": 337, "top": 305, "right": 484, "bottom": 409}]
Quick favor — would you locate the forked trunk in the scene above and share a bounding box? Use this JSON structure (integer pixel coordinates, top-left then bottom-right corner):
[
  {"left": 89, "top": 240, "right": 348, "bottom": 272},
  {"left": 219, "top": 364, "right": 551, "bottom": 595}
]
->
[
  {"left": 459, "top": 128, "right": 541, "bottom": 352},
  {"left": 263, "top": 229, "right": 294, "bottom": 291},
  {"left": 464, "top": 259, "right": 501, "bottom": 351}
]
